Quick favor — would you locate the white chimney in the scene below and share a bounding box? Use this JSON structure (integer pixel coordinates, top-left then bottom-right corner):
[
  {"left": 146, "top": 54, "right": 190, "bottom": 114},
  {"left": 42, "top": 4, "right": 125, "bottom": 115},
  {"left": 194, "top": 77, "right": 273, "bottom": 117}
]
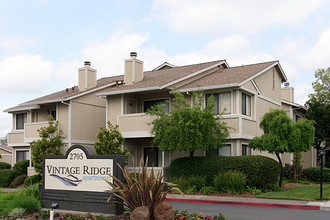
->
[
  {"left": 124, "top": 52, "right": 144, "bottom": 85},
  {"left": 78, "top": 61, "right": 97, "bottom": 91}
]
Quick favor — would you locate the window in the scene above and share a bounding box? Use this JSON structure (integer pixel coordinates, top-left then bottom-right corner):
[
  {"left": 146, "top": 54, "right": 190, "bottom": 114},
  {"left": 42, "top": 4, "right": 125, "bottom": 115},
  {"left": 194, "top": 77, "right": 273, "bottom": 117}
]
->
[
  {"left": 242, "top": 93, "right": 251, "bottom": 116},
  {"left": 206, "top": 92, "right": 231, "bottom": 115},
  {"left": 16, "top": 113, "right": 27, "bottom": 130},
  {"left": 144, "top": 99, "right": 169, "bottom": 113},
  {"left": 144, "top": 147, "right": 159, "bottom": 167},
  {"left": 206, "top": 144, "right": 231, "bottom": 156},
  {"left": 50, "top": 110, "right": 56, "bottom": 120},
  {"left": 16, "top": 150, "right": 29, "bottom": 162},
  {"left": 296, "top": 115, "right": 301, "bottom": 122},
  {"left": 242, "top": 144, "right": 251, "bottom": 156}
]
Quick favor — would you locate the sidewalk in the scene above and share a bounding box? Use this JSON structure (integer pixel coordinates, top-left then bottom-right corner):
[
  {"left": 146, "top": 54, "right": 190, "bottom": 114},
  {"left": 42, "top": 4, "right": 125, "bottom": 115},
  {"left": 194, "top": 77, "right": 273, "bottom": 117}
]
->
[{"left": 166, "top": 193, "right": 330, "bottom": 211}]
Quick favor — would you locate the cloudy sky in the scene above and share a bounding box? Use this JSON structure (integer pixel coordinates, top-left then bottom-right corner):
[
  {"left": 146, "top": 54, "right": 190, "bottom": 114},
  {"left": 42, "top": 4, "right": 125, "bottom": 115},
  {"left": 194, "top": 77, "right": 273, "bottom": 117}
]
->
[{"left": 1, "top": 0, "right": 330, "bottom": 137}]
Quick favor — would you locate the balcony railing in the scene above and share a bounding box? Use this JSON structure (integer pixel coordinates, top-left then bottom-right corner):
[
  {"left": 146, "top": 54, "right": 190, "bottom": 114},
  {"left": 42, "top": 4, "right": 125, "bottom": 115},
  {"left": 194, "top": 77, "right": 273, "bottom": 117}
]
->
[
  {"left": 24, "top": 121, "right": 49, "bottom": 142},
  {"left": 8, "top": 131, "right": 24, "bottom": 145},
  {"left": 117, "top": 113, "right": 156, "bottom": 137}
]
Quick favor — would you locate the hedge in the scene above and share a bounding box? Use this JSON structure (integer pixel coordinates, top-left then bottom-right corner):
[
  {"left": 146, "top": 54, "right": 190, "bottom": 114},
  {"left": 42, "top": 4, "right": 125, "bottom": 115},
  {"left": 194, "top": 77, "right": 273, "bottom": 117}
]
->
[
  {"left": 302, "top": 167, "right": 330, "bottom": 182},
  {"left": 13, "top": 160, "right": 29, "bottom": 175},
  {"left": 169, "top": 155, "right": 280, "bottom": 189},
  {"left": 0, "top": 162, "right": 11, "bottom": 170},
  {"left": 10, "top": 174, "right": 28, "bottom": 188},
  {"left": 0, "top": 169, "right": 20, "bottom": 187},
  {"left": 24, "top": 174, "right": 42, "bottom": 187}
]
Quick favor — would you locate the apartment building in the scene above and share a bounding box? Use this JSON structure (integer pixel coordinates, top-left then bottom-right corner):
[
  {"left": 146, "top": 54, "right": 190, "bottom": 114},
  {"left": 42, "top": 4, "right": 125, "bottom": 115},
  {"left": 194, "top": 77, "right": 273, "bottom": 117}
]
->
[
  {"left": 4, "top": 62, "right": 123, "bottom": 175},
  {"left": 96, "top": 53, "right": 316, "bottom": 175}
]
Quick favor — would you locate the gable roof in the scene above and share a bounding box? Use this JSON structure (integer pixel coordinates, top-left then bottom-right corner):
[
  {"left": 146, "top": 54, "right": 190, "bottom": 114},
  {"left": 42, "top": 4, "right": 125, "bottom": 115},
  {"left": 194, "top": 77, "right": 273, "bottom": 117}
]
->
[
  {"left": 97, "top": 60, "right": 286, "bottom": 96},
  {"left": 0, "top": 145, "right": 12, "bottom": 154},
  {"left": 176, "top": 61, "right": 281, "bottom": 92},
  {"left": 97, "top": 60, "right": 227, "bottom": 96},
  {"left": 4, "top": 75, "right": 123, "bottom": 112}
]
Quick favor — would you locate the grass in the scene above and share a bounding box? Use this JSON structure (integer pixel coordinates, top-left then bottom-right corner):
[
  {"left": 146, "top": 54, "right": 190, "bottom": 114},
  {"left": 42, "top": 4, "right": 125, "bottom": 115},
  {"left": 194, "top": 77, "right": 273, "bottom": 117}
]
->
[{"left": 257, "top": 184, "right": 330, "bottom": 201}]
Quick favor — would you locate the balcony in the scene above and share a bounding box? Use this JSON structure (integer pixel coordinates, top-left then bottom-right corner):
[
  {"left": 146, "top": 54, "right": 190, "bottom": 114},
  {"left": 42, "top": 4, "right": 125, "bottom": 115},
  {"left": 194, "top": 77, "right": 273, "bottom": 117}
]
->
[
  {"left": 8, "top": 131, "right": 24, "bottom": 145},
  {"left": 24, "top": 121, "right": 49, "bottom": 142},
  {"left": 117, "top": 114, "right": 156, "bottom": 138}
]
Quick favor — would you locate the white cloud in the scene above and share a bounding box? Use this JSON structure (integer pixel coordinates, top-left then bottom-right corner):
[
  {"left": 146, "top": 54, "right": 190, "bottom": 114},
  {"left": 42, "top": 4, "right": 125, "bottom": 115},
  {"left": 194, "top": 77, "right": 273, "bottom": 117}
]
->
[
  {"left": 0, "top": 105, "right": 12, "bottom": 137},
  {"left": 0, "top": 54, "right": 53, "bottom": 93},
  {"left": 0, "top": 36, "right": 38, "bottom": 50},
  {"left": 153, "top": 0, "right": 323, "bottom": 33},
  {"left": 293, "top": 82, "right": 313, "bottom": 105}
]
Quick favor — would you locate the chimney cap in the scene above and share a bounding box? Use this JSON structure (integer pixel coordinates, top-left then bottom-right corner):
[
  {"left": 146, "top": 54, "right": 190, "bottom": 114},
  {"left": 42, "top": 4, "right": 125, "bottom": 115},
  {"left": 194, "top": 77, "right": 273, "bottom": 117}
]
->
[
  {"left": 130, "top": 52, "right": 137, "bottom": 58},
  {"left": 84, "top": 61, "right": 91, "bottom": 66},
  {"left": 284, "top": 82, "right": 290, "bottom": 87}
]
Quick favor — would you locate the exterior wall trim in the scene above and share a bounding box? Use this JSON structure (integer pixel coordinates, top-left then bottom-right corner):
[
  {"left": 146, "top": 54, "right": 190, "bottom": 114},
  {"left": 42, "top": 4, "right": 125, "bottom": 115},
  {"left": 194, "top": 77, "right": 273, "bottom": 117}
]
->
[
  {"left": 97, "top": 86, "right": 160, "bottom": 96},
  {"left": 175, "top": 83, "right": 239, "bottom": 93},
  {"left": 121, "top": 131, "right": 153, "bottom": 138},
  {"left": 259, "top": 95, "right": 281, "bottom": 106}
]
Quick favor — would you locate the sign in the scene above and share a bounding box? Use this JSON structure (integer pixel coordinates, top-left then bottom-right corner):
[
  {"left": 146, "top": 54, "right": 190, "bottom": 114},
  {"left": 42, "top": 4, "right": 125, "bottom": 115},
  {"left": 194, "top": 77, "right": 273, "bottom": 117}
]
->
[
  {"left": 44, "top": 148, "right": 113, "bottom": 192},
  {"left": 42, "top": 145, "right": 124, "bottom": 214}
]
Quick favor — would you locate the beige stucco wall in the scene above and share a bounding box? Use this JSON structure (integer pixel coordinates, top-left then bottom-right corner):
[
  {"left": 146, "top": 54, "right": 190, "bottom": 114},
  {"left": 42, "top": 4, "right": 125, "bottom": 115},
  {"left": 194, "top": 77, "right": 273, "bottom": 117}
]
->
[
  {"left": 281, "top": 87, "right": 294, "bottom": 102},
  {"left": 8, "top": 131, "right": 24, "bottom": 145},
  {"left": 125, "top": 60, "right": 134, "bottom": 85},
  {"left": 71, "top": 101, "right": 106, "bottom": 141},
  {"left": 241, "top": 80, "right": 256, "bottom": 93},
  {"left": 0, "top": 154, "right": 12, "bottom": 165},
  {"left": 118, "top": 114, "right": 155, "bottom": 133},
  {"left": 254, "top": 68, "right": 282, "bottom": 103},
  {"left": 58, "top": 103, "right": 69, "bottom": 138},
  {"left": 242, "top": 118, "right": 257, "bottom": 136},
  {"left": 108, "top": 95, "right": 122, "bottom": 125}
]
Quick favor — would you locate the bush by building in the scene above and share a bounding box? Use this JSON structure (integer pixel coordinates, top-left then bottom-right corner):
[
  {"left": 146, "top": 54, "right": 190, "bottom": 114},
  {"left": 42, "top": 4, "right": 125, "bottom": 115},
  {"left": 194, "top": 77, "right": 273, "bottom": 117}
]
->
[
  {"left": 13, "top": 160, "right": 29, "bottom": 175},
  {"left": 23, "top": 174, "right": 42, "bottom": 187},
  {"left": 0, "top": 169, "right": 19, "bottom": 187},
  {"left": 302, "top": 167, "right": 330, "bottom": 182},
  {"left": 169, "top": 155, "right": 280, "bottom": 189},
  {"left": 10, "top": 174, "right": 28, "bottom": 188},
  {"left": 0, "top": 162, "right": 11, "bottom": 170},
  {"left": 213, "top": 170, "right": 246, "bottom": 194}
]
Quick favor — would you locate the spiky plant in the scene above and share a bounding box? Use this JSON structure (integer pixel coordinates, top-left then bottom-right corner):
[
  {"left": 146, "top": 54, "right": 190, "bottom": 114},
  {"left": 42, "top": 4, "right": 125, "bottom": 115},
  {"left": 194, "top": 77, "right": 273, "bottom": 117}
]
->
[{"left": 105, "top": 157, "right": 178, "bottom": 217}]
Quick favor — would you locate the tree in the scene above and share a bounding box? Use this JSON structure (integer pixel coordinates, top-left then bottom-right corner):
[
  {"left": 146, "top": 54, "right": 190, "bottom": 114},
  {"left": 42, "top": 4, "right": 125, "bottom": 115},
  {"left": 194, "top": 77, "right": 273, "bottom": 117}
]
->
[
  {"left": 147, "top": 90, "right": 230, "bottom": 159},
  {"left": 0, "top": 135, "right": 7, "bottom": 145},
  {"left": 31, "top": 117, "right": 63, "bottom": 174},
  {"left": 305, "top": 68, "right": 329, "bottom": 150},
  {"left": 93, "top": 121, "right": 129, "bottom": 165},
  {"left": 249, "top": 109, "right": 314, "bottom": 187}
]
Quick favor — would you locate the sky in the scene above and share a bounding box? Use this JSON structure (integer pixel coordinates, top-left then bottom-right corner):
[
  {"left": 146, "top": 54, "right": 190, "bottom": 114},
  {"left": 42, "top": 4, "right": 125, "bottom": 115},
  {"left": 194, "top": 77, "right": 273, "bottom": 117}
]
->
[{"left": 1, "top": 0, "right": 330, "bottom": 137}]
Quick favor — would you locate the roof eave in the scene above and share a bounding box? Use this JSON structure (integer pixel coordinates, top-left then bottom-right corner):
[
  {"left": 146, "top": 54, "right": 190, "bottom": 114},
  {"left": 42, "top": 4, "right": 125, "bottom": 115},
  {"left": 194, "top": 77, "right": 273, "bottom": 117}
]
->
[
  {"left": 96, "top": 86, "right": 161, "bottom": 96},
  {"left": 173, "top": 83, "right": 240, "bottom": 93}
]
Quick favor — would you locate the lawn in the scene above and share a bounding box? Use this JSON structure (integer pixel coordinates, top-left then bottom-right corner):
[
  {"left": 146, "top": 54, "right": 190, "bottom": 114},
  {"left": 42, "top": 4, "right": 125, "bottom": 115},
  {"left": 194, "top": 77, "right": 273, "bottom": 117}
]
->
[{"left": 257, "top": 184, "right": 330, "bottom": 201}]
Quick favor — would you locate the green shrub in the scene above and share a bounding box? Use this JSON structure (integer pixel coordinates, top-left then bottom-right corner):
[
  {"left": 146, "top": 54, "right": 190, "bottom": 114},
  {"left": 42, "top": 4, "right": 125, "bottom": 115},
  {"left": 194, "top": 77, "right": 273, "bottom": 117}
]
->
[
  {"left": 20, "top": 183, "right": 40, "bottom": 199},
  {"left": 13, "top": 160, "right": 29, "bottom": 175},
  {"left": 0, "top": 162, "right": 11, "bottom": 170},
  {"left": 169, "top": 155, "right": 280, "bottom": 189},
  {"left": 170, "top": 176, "right": 189, "bottom": 191},
  {"left": 24, "top": 174, "right": 42, "bottom": 187},
  {"left": 325, "top": 158, "right": 330, "bottom": 168},
  {"left": 302, "top": 167, "right": 330, "bottom": 182},
  {"left": 0, "top": 169, "right": 19, "bottom": 187},
  {"left": 186, "top": 176, "right": 207, "bottom": 191},
  {"left": 201, "top": 186, "right": 214, "bottom": 195},
  {"left": 8, "top": 207, "right": 26, "bottom": 219},
  {"left": 246, "top": 186, "right": 262, "bottom": 195},
  {"left": 0, "top": 193, "right": 40, "bottom": 217},
  {"left": 10, "top": 174, "right": 27, "bottom": 188},
  {"left": 214, "top": 170, "right": 246, "bottom": 194},
  {"left": 283, "top": 164, "right": 303, "bottom": 180}
]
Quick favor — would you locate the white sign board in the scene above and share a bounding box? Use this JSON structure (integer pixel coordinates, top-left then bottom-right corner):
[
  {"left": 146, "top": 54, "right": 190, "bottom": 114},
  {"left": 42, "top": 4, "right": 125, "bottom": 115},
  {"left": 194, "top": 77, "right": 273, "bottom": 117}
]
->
[{"left": 44, "top": 148, "right": 113, "bottom": 192}]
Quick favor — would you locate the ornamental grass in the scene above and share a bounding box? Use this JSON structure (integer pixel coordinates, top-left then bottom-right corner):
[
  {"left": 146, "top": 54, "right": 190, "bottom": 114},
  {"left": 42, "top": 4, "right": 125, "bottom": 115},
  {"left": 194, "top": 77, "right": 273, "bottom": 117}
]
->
[{"left": 105, "top": 157, "right": 179, "bottom": 217}]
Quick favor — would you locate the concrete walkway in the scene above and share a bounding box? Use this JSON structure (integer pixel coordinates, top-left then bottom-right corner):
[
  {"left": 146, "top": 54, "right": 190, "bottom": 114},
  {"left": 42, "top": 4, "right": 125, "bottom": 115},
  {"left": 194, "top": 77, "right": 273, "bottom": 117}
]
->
[
  {"left": 166, "top": 193, "right": 330, "bottom": 211},
  {"left": 1, "top": 187, "right": 20, "bottom": 193}
]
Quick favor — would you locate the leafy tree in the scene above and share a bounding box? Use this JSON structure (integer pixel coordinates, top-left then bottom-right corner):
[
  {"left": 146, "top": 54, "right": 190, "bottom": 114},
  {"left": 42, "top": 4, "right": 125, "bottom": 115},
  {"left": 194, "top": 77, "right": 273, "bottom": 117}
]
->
[
  {"left": 94, "top": 121, "right": 129, "bottom": 165},
  {"left": 0, "top": 135, "right": 7, "bottom": 145},
  {"left": 249, "top": 109, "right": 314, "bottom": 187},
  {"left": 31, "top": 117, "right": 63, "bottom": 174},
  {"left": 305, "top": 68, "right": 329, "bottom": 149},
  {"left": 147, "top": 90, "right": 230, "bottom": 159}
]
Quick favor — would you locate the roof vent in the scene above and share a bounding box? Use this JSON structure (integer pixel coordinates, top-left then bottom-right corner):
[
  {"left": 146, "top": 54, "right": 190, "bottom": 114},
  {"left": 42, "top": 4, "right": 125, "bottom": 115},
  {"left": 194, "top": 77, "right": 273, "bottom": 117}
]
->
[
  {"left": 84, "top": 61, "right": 91, "bottom": 67},
  {"left": 130, "top": 52, "right": 137, "bottom": 58}
]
